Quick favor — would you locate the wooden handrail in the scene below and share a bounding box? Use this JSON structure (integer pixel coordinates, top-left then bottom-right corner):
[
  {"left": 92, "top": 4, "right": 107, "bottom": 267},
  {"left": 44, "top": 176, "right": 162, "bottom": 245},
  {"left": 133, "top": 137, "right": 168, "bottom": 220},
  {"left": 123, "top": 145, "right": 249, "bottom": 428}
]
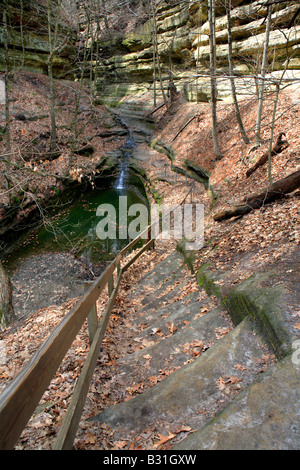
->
[
  {"left": 0, "top": 186, "right": 193, "bottom": 450},
  {"left": 0, "top": 232, "right": 149, "bottom": 450},
  {"left": 53, "top": 269, "right": 123, "bottom": 450}
]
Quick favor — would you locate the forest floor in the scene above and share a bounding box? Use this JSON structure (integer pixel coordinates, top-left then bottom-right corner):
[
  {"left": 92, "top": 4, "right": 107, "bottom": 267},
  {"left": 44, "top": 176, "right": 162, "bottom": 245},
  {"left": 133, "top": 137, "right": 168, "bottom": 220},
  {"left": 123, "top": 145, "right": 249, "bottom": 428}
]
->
[
  {"left": 0, "top": 71, "right": 126, "bottom": 231},
  {"left": 0, "top": 71, "right": 299, "bottom": 449}
]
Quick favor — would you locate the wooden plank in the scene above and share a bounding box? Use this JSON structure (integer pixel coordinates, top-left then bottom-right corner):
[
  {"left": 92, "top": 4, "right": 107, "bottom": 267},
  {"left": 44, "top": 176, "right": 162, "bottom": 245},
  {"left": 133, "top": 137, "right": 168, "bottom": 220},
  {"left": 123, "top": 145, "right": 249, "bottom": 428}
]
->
[
  {"left": 122, "top": 239, "right": 154, "bottom": 273},
  {"left": 119, "top": 233, "right": 143, "bottom": 257},
  {"left": 108, "top": 274, "right": 114, "bottom": 297},
  {"left": 0, "top": 254, "right": 121, "bottom": 450},
  {"left": 53, "top": 271, "right": 123, "bottom": 450},
  {"left": 84, "top": 282, "right": 98, "bottom": 344},
  {"left": 87, "top": 305, "right": 98, "bottom": 344}
]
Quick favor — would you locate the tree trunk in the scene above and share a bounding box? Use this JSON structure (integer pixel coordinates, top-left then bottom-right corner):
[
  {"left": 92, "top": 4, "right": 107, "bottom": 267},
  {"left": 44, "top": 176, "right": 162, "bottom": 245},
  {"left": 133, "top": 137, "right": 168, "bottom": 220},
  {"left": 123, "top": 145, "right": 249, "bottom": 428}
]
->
[
  {"left": 93, "top": 22, "right": 100, "bottom": 95},
  {"left": 214, "top": 169, "right": 300, "bottom": 221},
  {"left": 47, "top": 0, "right": 60, "bottom": 154},
  {"left": 255, "top": 5, "right": 272, "bottom": 146},
  {"left": 246, "top": 131, "right": 288, "bottom": 178},
  {"left": 151, "top": 0, "right": 168, "bottom": 112},
  {"left": 267, "top": 81, "right": 281, "bottom": 183},
  {"left": 3, "top": 4, "right": 10, "bottom": 156},
  {"left": 3, "top": 2, "right": 11, "bottom": 201},
  {"left": 208, "top": 0, "right": 223, "bottom": 160},
  {"left": 150, "top": 0, "right": 157, "bottom": 108},
  {"left": 152, "top": 25, "right": 157, "bottom": 107},
  {"left": 101, "top": 0, "right": 110, "bottom": 35},
  {"left": 0, "top": 263, "right": 15, "bottom": 328},
  {"left": 67, "top": 14, "right": 90, "bottom": 176},
  {"left": 226, "top": 0, "right": 250, "bottom": 144}
]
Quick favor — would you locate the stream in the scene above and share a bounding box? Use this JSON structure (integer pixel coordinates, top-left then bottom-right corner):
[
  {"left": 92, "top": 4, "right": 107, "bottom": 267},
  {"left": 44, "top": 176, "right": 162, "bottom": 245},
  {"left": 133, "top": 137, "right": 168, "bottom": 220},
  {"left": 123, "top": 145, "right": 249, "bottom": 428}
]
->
[{"left": 4, "top": 124, "right": 149, "bottom": 319}]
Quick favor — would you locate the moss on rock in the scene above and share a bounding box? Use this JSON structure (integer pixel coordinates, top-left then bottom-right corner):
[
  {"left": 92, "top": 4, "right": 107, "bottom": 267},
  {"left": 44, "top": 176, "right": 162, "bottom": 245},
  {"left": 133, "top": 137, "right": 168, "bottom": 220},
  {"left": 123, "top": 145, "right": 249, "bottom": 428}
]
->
[{"left": 196, "top": 265, "right": 295, "bottom": 359}]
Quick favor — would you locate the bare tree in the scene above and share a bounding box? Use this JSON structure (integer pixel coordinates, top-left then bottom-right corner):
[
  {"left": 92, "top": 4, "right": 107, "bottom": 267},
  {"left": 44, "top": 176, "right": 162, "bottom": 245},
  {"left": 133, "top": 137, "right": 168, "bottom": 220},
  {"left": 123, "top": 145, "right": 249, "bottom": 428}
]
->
[
  {"left": 150, "top": 0, "right": 169, "bottom": 111},
  {"left": 226, "top": 0, "right": 250, "bottom": 144},
  {"left": 3, "top": 0, "right": 11, "bottom": 199},
  {"left": 46, "top": 0, "right": 62, "bottom": 154},
  {"left": 208, "top": 0, "right": 224, "bottom": 160},
  {"left": 67, "top": 5, "right": 92, "bottom": 176},
  {"left": 255, "top": 3, "right": 272, "bottom": 147}
]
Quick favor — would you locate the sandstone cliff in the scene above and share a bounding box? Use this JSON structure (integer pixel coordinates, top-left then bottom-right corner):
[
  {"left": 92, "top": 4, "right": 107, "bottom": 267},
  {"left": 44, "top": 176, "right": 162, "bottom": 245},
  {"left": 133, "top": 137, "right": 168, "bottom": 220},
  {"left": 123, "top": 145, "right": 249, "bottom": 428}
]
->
[
  {"left": 91, "top": 0, "right": 300, "bottom": 105},
  {"left": 0, "top": 0, "right": 76, "bottom": 79}
]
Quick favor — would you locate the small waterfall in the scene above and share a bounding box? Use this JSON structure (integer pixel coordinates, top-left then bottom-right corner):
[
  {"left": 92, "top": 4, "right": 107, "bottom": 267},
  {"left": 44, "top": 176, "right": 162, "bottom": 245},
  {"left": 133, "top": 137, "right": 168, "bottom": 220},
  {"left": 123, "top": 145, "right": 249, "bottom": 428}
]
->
[
  {"left": 116, "top": 164, "right": 126, "bottom": 190},
  {"left": 115, "top": 131, "right": 136, "bottom": 191}
]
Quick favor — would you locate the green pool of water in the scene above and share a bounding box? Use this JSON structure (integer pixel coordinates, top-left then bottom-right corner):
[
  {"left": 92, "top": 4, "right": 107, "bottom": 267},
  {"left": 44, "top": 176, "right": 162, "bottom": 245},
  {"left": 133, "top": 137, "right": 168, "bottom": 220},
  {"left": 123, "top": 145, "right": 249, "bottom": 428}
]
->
[{"left": 6, "top": 185, "right": 148, "bottom": 271}]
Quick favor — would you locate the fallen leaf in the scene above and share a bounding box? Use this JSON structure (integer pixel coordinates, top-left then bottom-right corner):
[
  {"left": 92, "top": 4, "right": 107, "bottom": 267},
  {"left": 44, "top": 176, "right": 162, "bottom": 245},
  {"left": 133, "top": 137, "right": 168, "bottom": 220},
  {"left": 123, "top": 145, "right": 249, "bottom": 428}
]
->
[
  {"left": 191, "top": 347, "right": 202, "bottom": 357},
  {"left": 150, "top": 327, "right": 161, "bottom": 335},
  {"left": 217, "top": 376, "right": 242, "bottom": 393},
  {"left": 168, "top": 322, "right": 177, "bottom": 334},
  {"left": 114, "top": 440, "right": 127, "bottom": 449},
  {"left": 126, "top": 384, "right": 143, "bottom": 395},
  {"left": 84, "top": 432, "right": 97, "bottom": 445},
  {"left": 226, "top": 376, "right": 242, "bottom": 384},
  {"left": 154, "top": 431, "right": 176, "bottom": 449},
  {"left": 235, "top": 364, "right": 247, "bottom": 371},
  {"left": 178, "top": 425, "right": 192, "bottom": 433},
  {"left": 149, "top": 375, "right": 159, "bottom": 385}
]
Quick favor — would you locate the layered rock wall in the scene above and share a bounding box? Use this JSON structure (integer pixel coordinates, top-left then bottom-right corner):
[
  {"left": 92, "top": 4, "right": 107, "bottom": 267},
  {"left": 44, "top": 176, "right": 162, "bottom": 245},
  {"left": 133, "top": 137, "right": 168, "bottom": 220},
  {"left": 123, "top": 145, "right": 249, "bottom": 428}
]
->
[
  {"left": 93, "top": 0, "right": 300, "bottom": 104},
  {"left": 0, "top": 0, "right": 76, "bottom": 78}
]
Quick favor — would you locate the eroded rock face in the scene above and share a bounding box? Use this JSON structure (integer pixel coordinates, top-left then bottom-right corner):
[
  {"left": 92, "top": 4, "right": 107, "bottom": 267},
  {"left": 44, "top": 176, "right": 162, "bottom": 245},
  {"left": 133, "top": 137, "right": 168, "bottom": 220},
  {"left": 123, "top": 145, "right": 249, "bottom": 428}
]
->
[
  {"left": 0, "top": 0, "right": 76, "bottom": 78},
  {"left": 93, "top": 0, "right": 300, "bottom": 103}
]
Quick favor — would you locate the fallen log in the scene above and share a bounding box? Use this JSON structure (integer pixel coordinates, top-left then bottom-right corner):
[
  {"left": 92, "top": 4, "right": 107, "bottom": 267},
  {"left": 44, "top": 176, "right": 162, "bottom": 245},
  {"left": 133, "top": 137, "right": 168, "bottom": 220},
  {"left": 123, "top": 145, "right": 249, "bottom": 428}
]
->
[
  {"left": 172, "top": 113, "right": 204, "bottom": 142},
  {"left": 146, "top": 102, "right": 166, "bottom": 117},
  {"left": 246, "top": 132, "right": 289, "bottom": 178},
  {"left": 214, "top": 169, "right": 300, "bottom": 221}
]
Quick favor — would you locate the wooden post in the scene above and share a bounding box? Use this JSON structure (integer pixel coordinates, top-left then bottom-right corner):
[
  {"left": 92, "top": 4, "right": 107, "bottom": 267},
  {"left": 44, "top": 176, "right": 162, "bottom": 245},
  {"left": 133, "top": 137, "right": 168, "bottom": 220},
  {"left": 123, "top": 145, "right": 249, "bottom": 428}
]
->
[
  {"left": 108, "top": 274, "right": 114, "bottom": 297},
  {"left": 84, "top": 282, "right": 98, "bottom": 344},
  {"left": 105, "top": 261, "right": 114, "bottom": 297}
]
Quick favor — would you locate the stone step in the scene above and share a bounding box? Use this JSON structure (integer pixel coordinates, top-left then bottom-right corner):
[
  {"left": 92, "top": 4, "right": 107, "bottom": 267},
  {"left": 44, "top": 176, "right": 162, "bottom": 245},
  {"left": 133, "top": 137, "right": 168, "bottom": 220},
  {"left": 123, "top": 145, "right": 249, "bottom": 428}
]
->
[
  {"left": 138, "top": 269, "right": 191, "bottom": 307},
  {"left": 128, "top": 251, "right": 185, "bottom": 299},
  {"left": 91, "top": 318, "right": 272, "bottom": 449},
  {"left": 116, "top": 305, "right": 233, "bottom": 388},
  {"left": 133, "top": 291, "right": 211, "bottom": 332},
  {"left": 174, "top": 354, "right": 300, "bottom": 450},
  {"left": 132, "top": 290, "right": 202, "bottom": 330},
  {"left": 132, "top": 278, "right": 199, "bottom": 326}
]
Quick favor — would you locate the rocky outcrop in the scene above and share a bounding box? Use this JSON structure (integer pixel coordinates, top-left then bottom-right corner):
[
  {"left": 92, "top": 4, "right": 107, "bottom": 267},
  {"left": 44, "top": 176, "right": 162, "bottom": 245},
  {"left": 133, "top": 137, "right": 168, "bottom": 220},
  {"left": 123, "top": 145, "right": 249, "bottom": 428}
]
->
[
  {"left": 0, "top": 0, "right": 76, "bottom": 78},
  {"left": 93, "top": 0, "right": 300, "bottom": 104}
]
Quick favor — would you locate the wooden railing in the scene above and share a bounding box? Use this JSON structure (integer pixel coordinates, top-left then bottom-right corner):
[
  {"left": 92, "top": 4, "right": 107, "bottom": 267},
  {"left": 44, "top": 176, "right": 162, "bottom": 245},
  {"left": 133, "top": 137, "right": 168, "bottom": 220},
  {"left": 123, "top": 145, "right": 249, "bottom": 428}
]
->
[
  {"left": 0, "top": 229, "right": 154, "bottom": 450},
  {"left": 0, "top": 186, "right": 194, "bottom": 450}
]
